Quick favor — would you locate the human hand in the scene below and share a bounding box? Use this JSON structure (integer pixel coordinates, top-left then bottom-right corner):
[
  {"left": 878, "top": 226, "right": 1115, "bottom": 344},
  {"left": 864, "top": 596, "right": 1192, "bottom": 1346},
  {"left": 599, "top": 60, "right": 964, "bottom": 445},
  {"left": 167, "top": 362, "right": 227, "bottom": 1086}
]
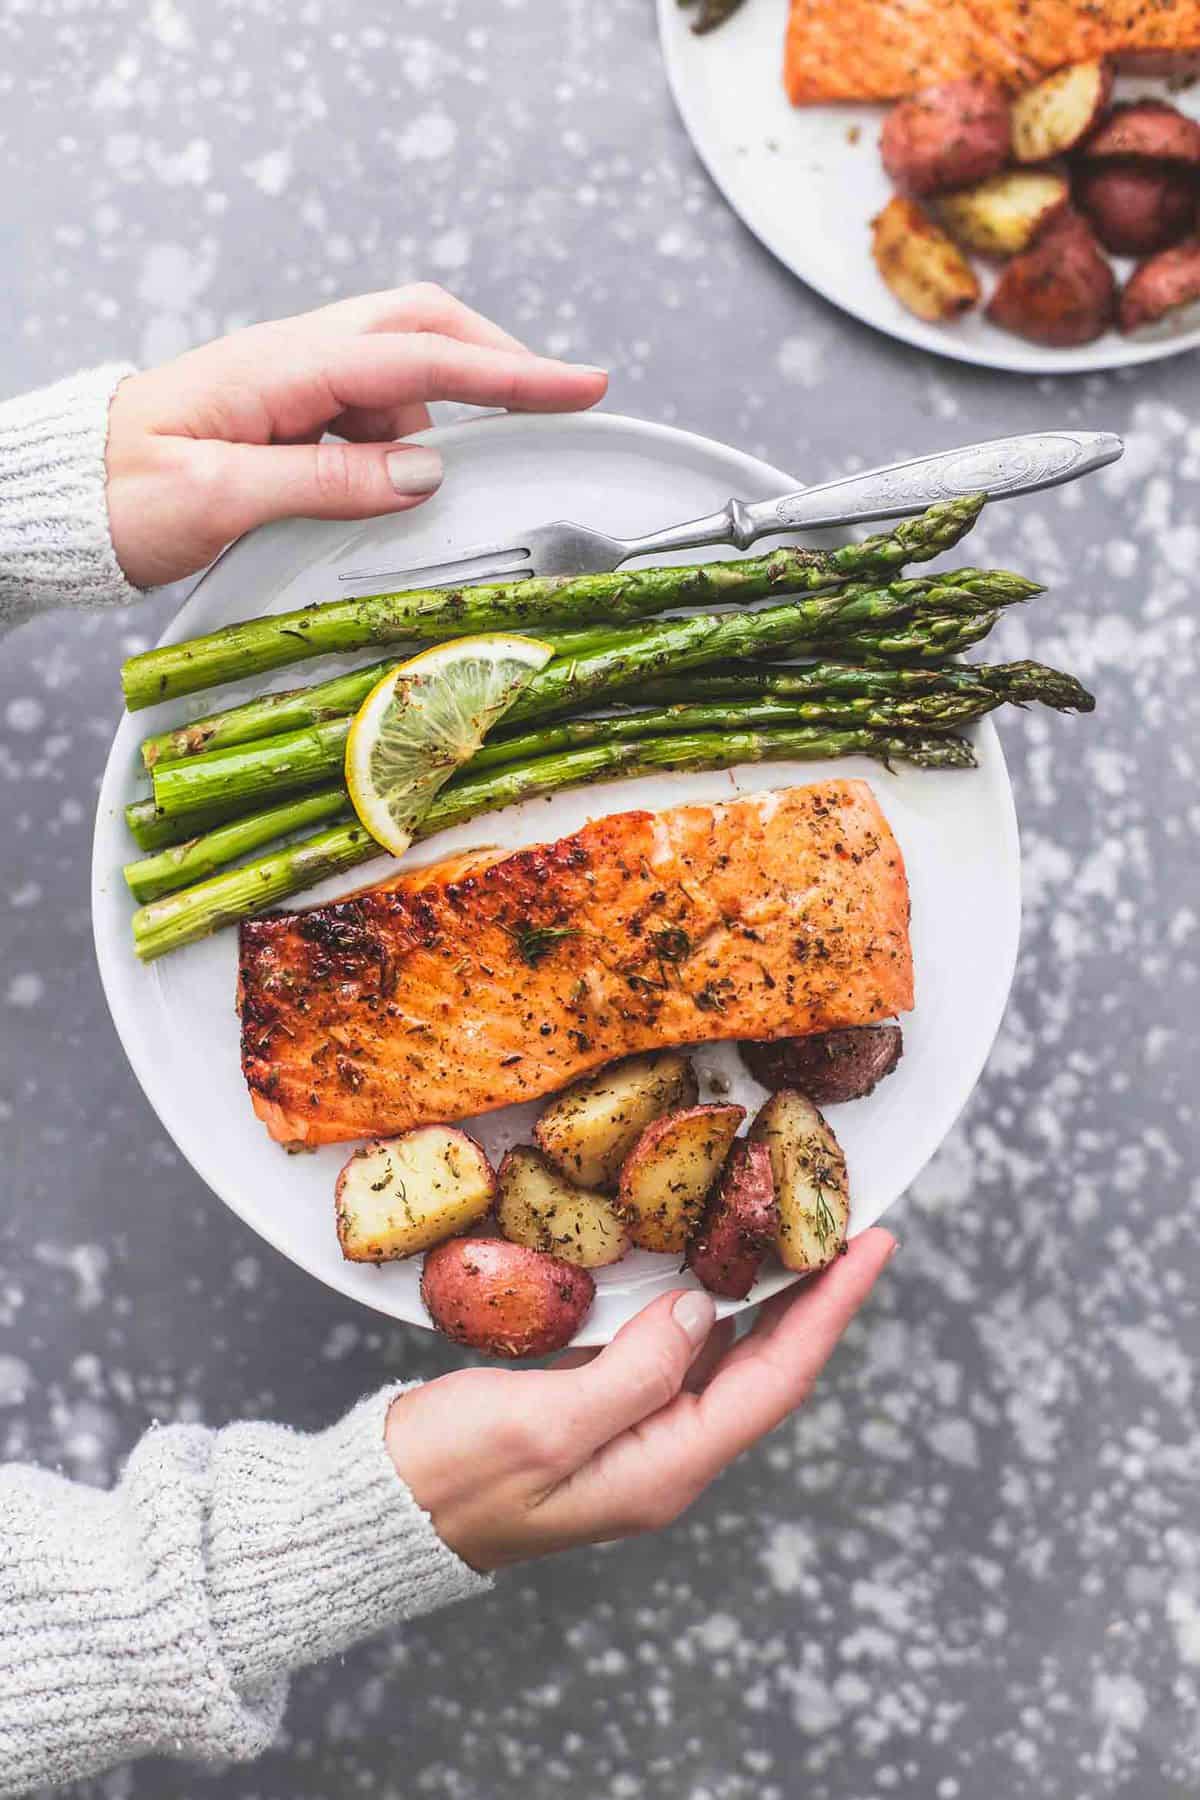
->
[
  {"left": 387, "top": 1228, "right": 895, "bottom": 1571},
  {"left": 105, "top": 285, "right": 607, "bottom": 589}
]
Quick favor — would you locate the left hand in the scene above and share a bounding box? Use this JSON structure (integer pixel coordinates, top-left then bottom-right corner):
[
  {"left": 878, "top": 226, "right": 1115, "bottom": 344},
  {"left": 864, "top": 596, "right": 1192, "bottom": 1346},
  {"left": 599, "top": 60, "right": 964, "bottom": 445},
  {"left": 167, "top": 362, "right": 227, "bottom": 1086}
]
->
[{"left": 105, "top": 284, "right": 608, "bottom": 588}]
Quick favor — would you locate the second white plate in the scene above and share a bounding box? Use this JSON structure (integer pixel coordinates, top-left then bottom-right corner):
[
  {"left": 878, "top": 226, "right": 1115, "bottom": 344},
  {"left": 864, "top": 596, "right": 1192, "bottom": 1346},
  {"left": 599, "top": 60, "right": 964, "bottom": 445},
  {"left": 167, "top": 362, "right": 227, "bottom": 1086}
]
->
[
  {"left": 92, "top": 411, "right": 1020, "bottom": 1345},
  {"left": 659, "top": 0, "right": 1200, "bottom": 375}
]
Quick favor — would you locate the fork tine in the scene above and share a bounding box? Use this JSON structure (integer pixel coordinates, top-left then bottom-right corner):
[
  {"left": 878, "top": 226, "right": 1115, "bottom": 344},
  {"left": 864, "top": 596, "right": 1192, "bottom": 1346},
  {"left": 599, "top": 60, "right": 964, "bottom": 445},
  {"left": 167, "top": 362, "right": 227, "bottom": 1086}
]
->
[
  {"left": 339, "top": 538, "right": 532, "bottom": 588},
  {"left": 378, "top": 565, "right": 534, "bottom": 591},
  {"left": 340, "top": 559, "right": 533, "bottom": 592}
]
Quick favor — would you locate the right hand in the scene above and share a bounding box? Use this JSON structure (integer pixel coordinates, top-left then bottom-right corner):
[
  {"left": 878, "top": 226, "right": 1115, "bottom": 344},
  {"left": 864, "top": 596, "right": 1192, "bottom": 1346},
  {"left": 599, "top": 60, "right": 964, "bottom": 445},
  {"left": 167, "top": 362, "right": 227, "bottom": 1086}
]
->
[{"left": 386, "top": 1228, "right": 895, "bottom": 1571}]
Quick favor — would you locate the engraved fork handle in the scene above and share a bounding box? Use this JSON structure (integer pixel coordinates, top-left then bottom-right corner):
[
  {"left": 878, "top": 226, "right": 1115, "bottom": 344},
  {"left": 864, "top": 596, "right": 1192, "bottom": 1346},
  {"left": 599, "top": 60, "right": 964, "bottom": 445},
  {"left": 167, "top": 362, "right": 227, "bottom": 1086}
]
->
[{"left": 619, "top": 430, "right": 1123, "bottom": 561}]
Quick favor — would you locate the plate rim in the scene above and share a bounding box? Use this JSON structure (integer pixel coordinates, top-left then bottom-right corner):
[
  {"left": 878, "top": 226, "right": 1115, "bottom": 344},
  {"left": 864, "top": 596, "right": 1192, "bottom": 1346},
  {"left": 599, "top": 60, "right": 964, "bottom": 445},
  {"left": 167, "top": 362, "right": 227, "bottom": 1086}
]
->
[
  {"left": 91, "top": 408, "right": 1021, "bottom": 1343},
  {"left": 656, "top": 0, "right": 1200, "bottom": 377}
]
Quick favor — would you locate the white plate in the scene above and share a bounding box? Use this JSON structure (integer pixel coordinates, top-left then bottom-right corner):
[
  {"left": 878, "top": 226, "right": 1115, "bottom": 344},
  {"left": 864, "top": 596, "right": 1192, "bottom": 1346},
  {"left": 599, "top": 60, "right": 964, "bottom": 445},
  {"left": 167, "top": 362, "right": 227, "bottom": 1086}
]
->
[
  {"left": 92, "top": 411, "right": 1020, "bottom": 1346},
  {"left": 658, "top": 0, "right": 1200, "bottom": 374}
]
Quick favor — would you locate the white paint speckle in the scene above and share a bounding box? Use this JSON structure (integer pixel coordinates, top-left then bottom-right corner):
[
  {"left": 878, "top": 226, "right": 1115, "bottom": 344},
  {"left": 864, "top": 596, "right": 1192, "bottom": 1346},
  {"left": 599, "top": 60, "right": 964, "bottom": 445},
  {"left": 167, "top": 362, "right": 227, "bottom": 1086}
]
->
[
  {"left": 5, "top": 696, "right": 43, "bottom": 733},
  {"left": 430, "top": 227, "right": 471, "bottom": 271},
  {"left": 244, "top": 148, "right": 293, "bottom": 196},
  {"left": 927, "top": 1417, "right": 980, "bottom": 1469},
  {"left": 34, "top": 1243, "right": 110, "bottom": 1311},
  {"left": 0, "top": 1355, "right": 31, "bottom": 1408},
  {"left": 759, "top": 1522, "right": 817, "bottom": 1593},
  {"left": 395, "top": 111, "right": 457, "bottom": 162},
  {"left": 6, "top": 971, "right": 44, "bottom": 1008},
  {"left": 149, "top": 0, "right": 194, "bottom": 50},
  {"left": 777, "top": 336, "right": 822, "bottom": 389}
]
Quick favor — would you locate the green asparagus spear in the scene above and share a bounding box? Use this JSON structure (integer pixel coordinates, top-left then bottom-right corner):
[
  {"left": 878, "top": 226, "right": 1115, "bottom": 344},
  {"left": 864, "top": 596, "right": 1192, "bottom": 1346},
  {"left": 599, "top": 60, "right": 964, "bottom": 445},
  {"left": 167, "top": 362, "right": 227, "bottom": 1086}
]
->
[
  {"left": 132, "top": 819, "right": 377, "bottom": 962},
  {"left": 146, "top": 570, "right": 1035, "bottom": 822},
  {"left": 612, "top": 664, "right": 985, "bottom": 706},
  {"left": 471, "top": 692, "right": 996, "bottom": 770},
  {"left": 562, "top": 611, "right": 1005, "bottom": 670},
  {"left": 138, "top": 662, "right": 396, "bottom": 768},
  {"left": 126, "top": 796, "right": 224, "bottom": 852},
  {"left": 812, "top": 609, "right": 1001, "bottom": 664},
  {"left": 613, "top": 658, "right": 1095, "bottom": 713},
  {"left": 119, "top": 497, "right": 986, "bottom": 709},
  {"left": 131, "top": 724, "right": 975, "bottom": 960},
  {"left": 124, "top": 788, "right": 353, "bottom": 904},
  {"left": 954, "top": 659, "right": 1095, "bottom": 710},
  {"left": 152, "top": 717, "right": 350, "bottom": 819}
]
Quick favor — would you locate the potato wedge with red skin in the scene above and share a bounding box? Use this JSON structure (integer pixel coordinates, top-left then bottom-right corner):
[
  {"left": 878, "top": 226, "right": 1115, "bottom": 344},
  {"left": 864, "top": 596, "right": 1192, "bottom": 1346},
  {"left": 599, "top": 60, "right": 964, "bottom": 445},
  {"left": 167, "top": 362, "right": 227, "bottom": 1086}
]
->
[
  {"left": 336, "top": 1126, "right": 495, "bottom": 1263},
  {"left": 748, "top": 1091, "right": 850, "bottom": 1276},
  {"left": 871, "top": 196, "right": 981, "bottom": 323},
  {"left": 685, "top": 1141, "right": 778, "bottom": 1301},
  {"left": 740, "top": 1025, "right": 903, "bottom": 1107},
  {"left": 534, "top": 1051, "right": 699, "bottom": 1192},
  {"left": 1084, "top": 100, "right": 1200, "bottom": 166},
  {"left": 1011, "top": 60, "right": 1112, "bottom": 164},
  {"left": 1119, "top": 238, "right": 1200, "bottom": 332},
  {"left": 936, "top": 169, "right": 1069, "bottom": 258},
  {"left": 880, "top": 80, "right": 1011, "bottom": 197},
  {"left": 1075, "top": 162, "right": 1195, "bottom": 257},
  {"left": 618, "top": 1104, "right": 745, "bottom": 1254},
  {"left": 420, "top": 1237, "right": 595, "bottom": 1358},
  {"left": 496, "top": 1145, "right": 630, "bottom": 1269},
  {"left": 986, "top": 209, "right": 1116, "bottom": 346}
]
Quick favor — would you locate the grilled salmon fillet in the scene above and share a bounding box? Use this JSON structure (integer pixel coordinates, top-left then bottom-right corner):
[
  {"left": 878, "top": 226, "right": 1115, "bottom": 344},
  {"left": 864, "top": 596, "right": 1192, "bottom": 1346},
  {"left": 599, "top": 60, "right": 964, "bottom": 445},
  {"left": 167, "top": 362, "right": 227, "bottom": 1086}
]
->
[
  {"left": 785, "top": 0, "right": 1200, "bottom": 103},
  {"left": 239, "top": 781, "right": 912, "bottom": 1147}
]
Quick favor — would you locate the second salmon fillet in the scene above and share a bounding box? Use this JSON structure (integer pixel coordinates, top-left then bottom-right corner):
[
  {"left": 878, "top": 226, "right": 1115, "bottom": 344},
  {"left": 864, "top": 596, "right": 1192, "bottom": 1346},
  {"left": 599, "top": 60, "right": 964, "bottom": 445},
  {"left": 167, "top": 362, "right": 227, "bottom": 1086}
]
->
[
  {"left": 239, "top": 780, "right": 913, "bottom": 1146},
  {"left": 784, "top": 0, "right": 1200, "bottom": 103}
]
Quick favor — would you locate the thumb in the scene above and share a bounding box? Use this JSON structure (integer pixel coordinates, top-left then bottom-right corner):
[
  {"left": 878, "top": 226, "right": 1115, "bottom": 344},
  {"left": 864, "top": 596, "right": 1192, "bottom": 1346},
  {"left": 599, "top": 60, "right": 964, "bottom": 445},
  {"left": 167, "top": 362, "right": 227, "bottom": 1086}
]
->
[
  {"left": 201, "top": 437, "right": 444, "bottom": 536},
  {"left": 552, "top": 1288, "right": 717, "bottom": 1461}
]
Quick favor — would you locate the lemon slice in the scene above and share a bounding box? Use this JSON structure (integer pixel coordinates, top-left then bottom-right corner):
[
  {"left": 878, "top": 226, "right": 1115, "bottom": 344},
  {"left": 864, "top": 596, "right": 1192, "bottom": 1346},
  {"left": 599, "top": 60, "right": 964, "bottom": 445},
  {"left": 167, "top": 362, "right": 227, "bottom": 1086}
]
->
[{"left": 345, "top": 634, "right": 553, "bottom": 855}]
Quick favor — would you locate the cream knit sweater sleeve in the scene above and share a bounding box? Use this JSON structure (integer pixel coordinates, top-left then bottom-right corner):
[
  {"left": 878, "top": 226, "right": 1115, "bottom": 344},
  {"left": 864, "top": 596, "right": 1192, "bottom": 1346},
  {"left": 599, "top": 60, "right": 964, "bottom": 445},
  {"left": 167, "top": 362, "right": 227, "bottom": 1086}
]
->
[
  {"left": 0, "top": 365, "right": 144, "bottom": 628},
  {"left": 0, "top": 370, "right": 492, "bottom": 1795}
]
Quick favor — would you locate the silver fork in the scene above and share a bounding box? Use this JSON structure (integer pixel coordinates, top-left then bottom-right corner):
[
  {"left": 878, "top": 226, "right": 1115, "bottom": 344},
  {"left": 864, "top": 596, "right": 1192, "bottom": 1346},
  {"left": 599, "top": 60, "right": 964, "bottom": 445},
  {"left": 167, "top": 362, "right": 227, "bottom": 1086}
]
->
[{"left": 338, "top": 429, "right": 1122, "bottom": 590}]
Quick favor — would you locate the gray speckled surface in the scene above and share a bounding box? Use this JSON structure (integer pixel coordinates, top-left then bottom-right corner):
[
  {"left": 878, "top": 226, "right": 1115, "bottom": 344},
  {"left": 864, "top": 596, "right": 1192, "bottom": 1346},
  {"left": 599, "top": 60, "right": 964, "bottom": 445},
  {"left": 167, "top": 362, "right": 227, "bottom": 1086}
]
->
[{"left": 2, "top": 2, "right": 1199, "bottom": 1795}]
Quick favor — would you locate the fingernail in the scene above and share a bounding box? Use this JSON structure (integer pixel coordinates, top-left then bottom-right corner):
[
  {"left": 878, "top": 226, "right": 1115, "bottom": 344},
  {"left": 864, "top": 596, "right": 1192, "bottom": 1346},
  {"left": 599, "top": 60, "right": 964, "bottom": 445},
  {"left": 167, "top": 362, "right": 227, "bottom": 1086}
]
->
[
  {"left": 887, "top": 1239, "right": 901, "bottom": 1261},
  {"left": 673, "top": 1290, "right": 716, "bottom": 1348},
  {"left": 573, "top": 363, "right": 608, "bottom": 375},
  {"left": 387, "top": 447, "right": 443, "bottom": 495}
]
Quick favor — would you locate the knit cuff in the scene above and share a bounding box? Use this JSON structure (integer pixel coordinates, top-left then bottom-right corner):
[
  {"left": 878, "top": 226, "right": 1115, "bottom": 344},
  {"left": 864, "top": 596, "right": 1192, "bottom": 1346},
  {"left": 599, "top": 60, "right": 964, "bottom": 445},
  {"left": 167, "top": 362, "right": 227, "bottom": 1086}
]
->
[
  {"left": 207, "top": 1383, "right": 492, "bottom": 1694},
  {"left": 0, "top": 363, "right": 143, "bottom": 631}
]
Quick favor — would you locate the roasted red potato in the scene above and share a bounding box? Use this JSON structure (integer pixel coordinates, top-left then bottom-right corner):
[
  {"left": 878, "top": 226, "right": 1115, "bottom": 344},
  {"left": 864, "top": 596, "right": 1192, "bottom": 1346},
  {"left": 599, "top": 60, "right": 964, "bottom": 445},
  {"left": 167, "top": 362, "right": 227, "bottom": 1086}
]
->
[
  {"left": 1011, "top": 60, "right": 1112, "bottom": 164},
  {"left": 534, "top": 1051, "right": 699, "bottom": 1191},
  {"left": 936, "top": 169, "right": 1069, "bottom": 257},
  {"left": 1119, "top": 238, "right": 1200, "bottom": 332},
  {"left": 618, "top": 1103, "right": 745, "bottom": 1253},
  {"left": 1075, "top": 162, "right": 1195, "bottom": 256},
  {"left": 880, "top": 79, "right": 1011, "bottom": 197},
  {"left": 739, "top": 1025, "right": 903, "bottom": 1106},
  {"left": 420, "top": 1237, "right": 595, "bottom": 1358},
  {"left": 1084, "top": 100, "right": 1200, "bottom": 166},
  {"left": 986, "top": 209, "right": 1116, "bottom": 346},
  {"left": 496, "top": 1145, "right": 631, "bottom": 1269},
  {"left": 871, "top": 196, "right": 981, "bottom": 323},
  {"left": 748, "top": 1091, "right": 850, "bottom": 1275},
  {"left": 335, "top": 1126, "right": 495, "bottom": 1263},
  {"left": 685, "top": 1140, "right": 778, "bottom": 1301}
]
